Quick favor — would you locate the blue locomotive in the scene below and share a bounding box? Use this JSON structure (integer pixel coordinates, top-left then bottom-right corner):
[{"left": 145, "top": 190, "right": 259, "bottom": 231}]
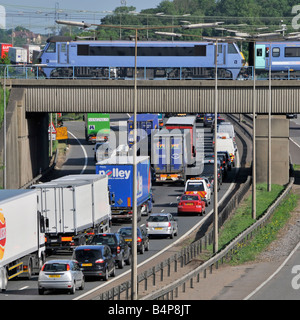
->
[
  {"left": 249, "top": 41, "right": 300, "bottom": 79},
  {"left": 38, "top": 36, "right": 245, "bottom": 80}
]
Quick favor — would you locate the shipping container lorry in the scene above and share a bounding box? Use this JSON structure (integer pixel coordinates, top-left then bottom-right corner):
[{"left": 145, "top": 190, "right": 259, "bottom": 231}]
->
[
  {"left": 152, "top": 128, "right": 196, "bottom": 183},
  {"left": 0, "top": 189, "right": 46, "bottom": 292},
  {"left": 8, "top": 47, "right": 27, "bottom": 64},
  {"left": 85, "top": 113, "right": 110, "bottom": 144},
  {"left": 127, "top": 114, "right": 159, "bottom": 156},
  {"left": 96, "top": 156, "right": 153, "bottom": 221},
  {"left": 31, "top": 174, "right": 111, "bottom": 252},
  {"left": 22, "top": 44, "right": 41, "bottom": 63},
  {"left": 165, "top": 116, "right": 197, "bottom": 165}
]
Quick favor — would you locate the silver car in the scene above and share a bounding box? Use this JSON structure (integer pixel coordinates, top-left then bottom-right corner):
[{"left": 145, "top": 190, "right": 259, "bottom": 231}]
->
[
  {"left": 38, "top": 259, "right": 85, "bottom": 295},
  {"left": 146, "top": 213, "right": 178, "bottom": 239}
]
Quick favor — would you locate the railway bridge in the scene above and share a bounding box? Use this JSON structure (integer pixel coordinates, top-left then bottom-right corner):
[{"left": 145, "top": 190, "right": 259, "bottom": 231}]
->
[{"left": 2, "top": 78, "right": 298, "bottom": 188}]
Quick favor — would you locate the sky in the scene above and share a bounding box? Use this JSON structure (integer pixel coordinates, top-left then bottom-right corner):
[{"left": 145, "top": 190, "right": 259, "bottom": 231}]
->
[{"left": 1, "top": 0, "right": 164, "bottom": 33}]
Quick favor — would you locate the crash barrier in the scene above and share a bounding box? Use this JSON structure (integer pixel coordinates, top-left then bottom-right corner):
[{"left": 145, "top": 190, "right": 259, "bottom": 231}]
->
[
  {"left": 93, "top": 175, "right": 252, "bottom": 300},
  {"left": 141, "top": 176, "right": 294, "bottom": 300}
]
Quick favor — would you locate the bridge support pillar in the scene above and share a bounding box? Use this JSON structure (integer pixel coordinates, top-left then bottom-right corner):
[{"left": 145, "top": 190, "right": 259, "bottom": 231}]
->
[{"left": 256, "top": 115, "right": 289, "bottom": 186}]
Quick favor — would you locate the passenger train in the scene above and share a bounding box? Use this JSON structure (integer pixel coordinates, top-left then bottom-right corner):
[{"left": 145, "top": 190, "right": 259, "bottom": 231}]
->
[
  {"left": 249, "top": 41, "right": 300, "bottom": 78},
  {"left": 37, "top": 36, "right": 300, "bottom": 80}
]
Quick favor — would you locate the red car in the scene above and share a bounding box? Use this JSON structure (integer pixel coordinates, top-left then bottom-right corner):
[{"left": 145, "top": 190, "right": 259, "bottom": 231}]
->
[{"left": 177, "top": 193, "right": 206, "bottom": 216}]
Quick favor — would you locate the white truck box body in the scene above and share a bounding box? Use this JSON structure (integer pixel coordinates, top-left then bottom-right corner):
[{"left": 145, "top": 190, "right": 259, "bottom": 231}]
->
[
  {"left": 217, "top": 122, "right": 235, "bottom": 140},
  {"left": 32, "top": 175, "right": 110, "bottom": 235},
  {"left": 215, "top": 138, "right": 235, "bottom": 155},
  {"left": 53, "top": 174, "right": 111, "bottom": 225},
  {"left": 0, "top": 189, "right": 43, "bottom": 267},
  {"left": 22, "top": 44, "right": 40, "bottom": 63},
  {"left": 8, "top": 47, "right": 27, "bottom": 63}
]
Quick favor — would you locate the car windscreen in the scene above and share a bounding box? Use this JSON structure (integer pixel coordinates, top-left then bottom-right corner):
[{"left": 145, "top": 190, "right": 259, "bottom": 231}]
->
[
  {"left": 74, "top": 249, "right": 103, "bottom": 262},
  {"left": 147, "top": 216, "right": 169, "bottom": 222},
  {"left": 90, "top": 235, "right": 116, "bottom": 246},
  {"left": 119, "top": 228, "right": 142, "bottom": 237},
  {"left": 186, "top": 183, "right": 204, "bottom": 191},
  {"left": 43, "top": 263, "right": 69, "bottom": 272},
  {"left": 181, "top": 195, "right": 199, "bottom": 201}
]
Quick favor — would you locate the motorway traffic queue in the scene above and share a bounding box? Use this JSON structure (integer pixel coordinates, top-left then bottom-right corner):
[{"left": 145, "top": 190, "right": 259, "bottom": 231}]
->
[{"left": 0, "top": 112, "right": 236, "bottom": 295}]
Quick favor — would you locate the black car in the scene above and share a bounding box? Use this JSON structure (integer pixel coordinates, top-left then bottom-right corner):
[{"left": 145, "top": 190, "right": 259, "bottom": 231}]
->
[
  {"left": 88, "top": 233, "right": 131, "bottom": 269},
  {"left": 217, "top": 151, "right": 232, "bottom": 171},
  {"left": 118, "top": 225, "right": 150, "bottom": 254},
  {"left": 73, "top": 245, "right": 115, "bottom": 281}
]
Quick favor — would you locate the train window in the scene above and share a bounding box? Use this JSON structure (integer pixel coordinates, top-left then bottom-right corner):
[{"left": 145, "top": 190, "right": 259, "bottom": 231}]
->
[
  {"left": 194, "top": 45, "right": 206, "bottom": 56},
  {"left": 257, "top": 48, "right": 262, "bottom": 57},
  {"left": 78, "top": 45, "right": 89, "bottom": 56},
  {"left": 77, "top": 46, "right": 198, "bottom": 57},
  {"left": 228, "top": 44, "right": 238, "bottom": 54},
  {"left": 285, "top": 47, "right": 300, "bottom": 57},
  {"left": 218, "top": 44, "right": 223, "bottom": 54},
  {"left": 46, "top": 42, "right": 56, "bottom": 53},
  {"left": 272, "top": 47, "right": 280, "bottom": 57}
]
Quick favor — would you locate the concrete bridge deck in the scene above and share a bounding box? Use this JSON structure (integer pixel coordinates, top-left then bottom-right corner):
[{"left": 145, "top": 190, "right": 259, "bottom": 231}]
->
[{"left": 5, "top": 79, "right": 300, "bottom": 114}]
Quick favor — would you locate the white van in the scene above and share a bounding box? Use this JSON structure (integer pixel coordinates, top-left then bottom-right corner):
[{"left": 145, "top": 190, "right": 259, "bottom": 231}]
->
[
  {"left": 218, "top": 122, "right": 235, "bottom": 142},
  {"left": 184, "top": 178, "right": 211, "bottom": 206}
]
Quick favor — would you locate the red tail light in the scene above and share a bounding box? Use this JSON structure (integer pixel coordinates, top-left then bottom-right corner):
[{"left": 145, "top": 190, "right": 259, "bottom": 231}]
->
[
  {"left": 41, "top": 264, "right": 46, "bottom": 271},
  {"left": 168, "top": 222, "right": 171, "bottom": 227},
  {"left": 66, "top": 264, "right": 70, "bottom": 271},
  {"left": 117, "top": 246, "right": 121, "bottom": 254},
  {"left": 137, "top": 237, "right": 142, "bottom": 243},
  {"left": 95, "top": 259, "right": 104, "bottom": 264}
]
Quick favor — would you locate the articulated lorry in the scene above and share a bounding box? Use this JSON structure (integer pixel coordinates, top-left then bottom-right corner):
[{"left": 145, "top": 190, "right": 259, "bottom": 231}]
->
[
  {"left": 85, "top": 113, "right": 110, "bottom": 144},
  {"left": 96, "top": 156, "right": 153, "bottom": 221},
  {"left": 31, "top": 174, "right": 111, "bottom": 252},
  {"left": 0, "top": 190, "right": 46, "bottom": 291},
  {"left": 127, "top": 114, "right": 159, "bottom": 156},
  {"left": 165, "top": 116, "right": 197, "bottom": 165},
  {"left": 152, "top": 127, "right": 198, "bottom": 183}
]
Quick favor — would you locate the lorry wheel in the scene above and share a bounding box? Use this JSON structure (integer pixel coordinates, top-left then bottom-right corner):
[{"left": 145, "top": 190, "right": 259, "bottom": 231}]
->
[{"left": 0, "top": 268, "right": 8, "bottom": 292}]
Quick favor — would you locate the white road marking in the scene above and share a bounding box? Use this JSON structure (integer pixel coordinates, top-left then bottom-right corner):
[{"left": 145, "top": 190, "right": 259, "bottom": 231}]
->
[
  {"left": 19, "top": 286, "right": 29, "bottom": 290},
  {"left": 67, "top": 130, "right": 88, "bottom": 174},
  {"left": 244, "top": 241, "right": 300, "bottom": 300}
]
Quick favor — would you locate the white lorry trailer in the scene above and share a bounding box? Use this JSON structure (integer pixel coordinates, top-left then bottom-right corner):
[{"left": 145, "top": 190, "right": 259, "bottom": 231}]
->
[
  {"left": 0, "top": 189, "right": 46, "bottom": 292},
  {"left": 31, "top": 174, "right": 111, "bottom": 252},
  {"left": 8, "top": 47, "right": 27, "bottom": 64}
]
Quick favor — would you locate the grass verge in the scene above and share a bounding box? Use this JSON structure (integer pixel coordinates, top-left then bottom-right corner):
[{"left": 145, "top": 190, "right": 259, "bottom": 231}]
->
[{"left": 203, "top": 183, "right": 299, "bottom": 265}]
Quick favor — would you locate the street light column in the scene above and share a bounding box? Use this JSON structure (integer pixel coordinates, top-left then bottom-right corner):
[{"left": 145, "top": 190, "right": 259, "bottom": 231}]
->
[
  {"left": 252, "top": 41, "right": 256, "bottom": 219},
  {"left": 131, "top": 28, "right": 138, "bottom": 301},
  {"left": 213, "top": 39, "right": 218, "bottom": 254}
]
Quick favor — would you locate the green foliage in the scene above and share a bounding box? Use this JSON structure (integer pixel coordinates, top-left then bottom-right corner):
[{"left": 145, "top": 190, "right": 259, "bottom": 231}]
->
[
  {"left": 218, "top": 184, "right": 284, "bottom": 251},
  {"left": 229, "top": 192, "right": 298, "bottom": 265}
]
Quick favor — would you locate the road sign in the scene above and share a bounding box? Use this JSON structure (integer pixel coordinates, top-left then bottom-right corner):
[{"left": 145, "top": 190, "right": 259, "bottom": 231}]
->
[
  {"left": 56, "top": 126, "right": 68, "bottom": 140},
  {"left": 48, "top": 122, "right": 57, "bottom": 133},
  {"left": 48, "top": 133, "right": 56, "bottom": 140}
]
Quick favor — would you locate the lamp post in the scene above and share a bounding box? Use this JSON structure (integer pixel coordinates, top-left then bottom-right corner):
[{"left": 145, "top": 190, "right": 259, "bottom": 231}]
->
[
  {"left": 252, "top": 41, "right": 257, "bottom": 219},
  {"left": 3, "top": 65, "right": 7, "bottom": 189}
]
